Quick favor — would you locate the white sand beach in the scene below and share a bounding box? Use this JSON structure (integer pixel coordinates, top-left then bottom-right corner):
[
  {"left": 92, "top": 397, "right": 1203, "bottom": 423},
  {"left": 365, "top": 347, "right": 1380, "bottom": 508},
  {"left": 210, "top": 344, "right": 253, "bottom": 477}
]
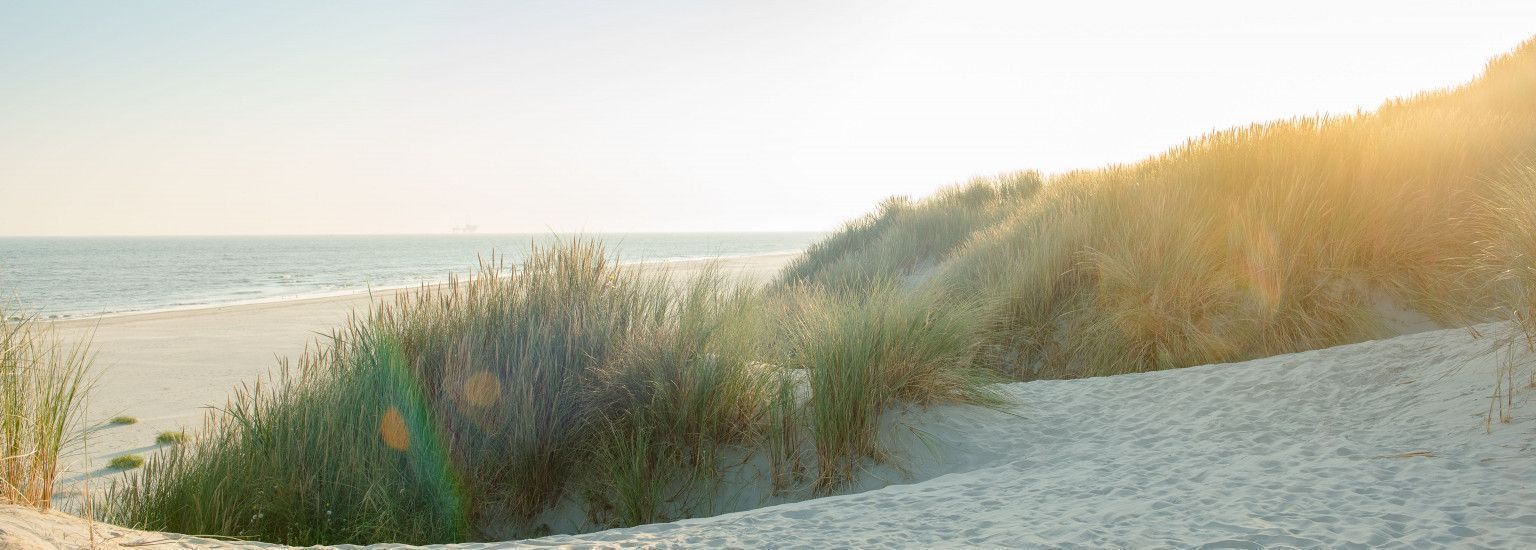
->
[
  {"left": 8, "top": 322, "right": 1533, "bottom": 548},
  {"left": 44, "top": 252, "right": 799, "bottom": 498}
]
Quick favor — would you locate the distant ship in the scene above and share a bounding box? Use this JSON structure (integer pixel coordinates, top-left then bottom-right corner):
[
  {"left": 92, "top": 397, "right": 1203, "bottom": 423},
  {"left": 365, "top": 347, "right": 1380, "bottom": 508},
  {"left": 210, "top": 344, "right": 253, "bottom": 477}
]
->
[{"left": 451, "top": 220, "right": 479, "bottom": 234}]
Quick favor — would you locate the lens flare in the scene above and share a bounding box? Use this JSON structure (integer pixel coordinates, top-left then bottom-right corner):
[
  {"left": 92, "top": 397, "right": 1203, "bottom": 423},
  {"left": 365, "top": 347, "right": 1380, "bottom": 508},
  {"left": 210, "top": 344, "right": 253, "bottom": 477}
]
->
[
  {"left": 1237, "top": 214, "right": 1284, "bottom": 319},
  {"left": 380, "top": 407, "right": 410, "bottom": 451},
  {"left": 463, "top": 371, "right": 501, "bottom": 408}
]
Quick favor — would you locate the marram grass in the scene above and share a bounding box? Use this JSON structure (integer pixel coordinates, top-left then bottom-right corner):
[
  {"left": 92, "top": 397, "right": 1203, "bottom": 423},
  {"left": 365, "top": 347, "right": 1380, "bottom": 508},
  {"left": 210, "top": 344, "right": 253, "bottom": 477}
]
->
[
  {"left": 779, "top": 171, "right": 1043, "bottom": 290},
  {"left": 791, "top": 37, "right": 1536, "bottom": 379},
  {"left": 100, "top": 241, "right": 990, "bottom": 544},
  {"left": 786, "top": 285, "right": 1000, "bottom": 490},
  {"left": 1470, "top": 165, "right": 1536, "bottom": 427},
  {"left": 0, "top": 311, "right": 93, "bottom": 510}
]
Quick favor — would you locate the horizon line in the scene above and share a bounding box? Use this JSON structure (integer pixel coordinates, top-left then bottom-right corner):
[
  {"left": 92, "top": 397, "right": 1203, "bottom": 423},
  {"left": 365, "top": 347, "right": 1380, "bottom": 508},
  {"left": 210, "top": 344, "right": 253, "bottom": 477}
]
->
[{"left": 0, "top": 229, "right": 832, "bottom": 239}]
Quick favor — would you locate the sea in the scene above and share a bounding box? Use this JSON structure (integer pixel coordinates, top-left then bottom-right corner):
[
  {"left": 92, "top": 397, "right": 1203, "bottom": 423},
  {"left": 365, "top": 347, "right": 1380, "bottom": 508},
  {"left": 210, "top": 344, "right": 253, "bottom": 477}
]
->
[{"left": 0, "top": 233, "right": 822, "bottom": 319}]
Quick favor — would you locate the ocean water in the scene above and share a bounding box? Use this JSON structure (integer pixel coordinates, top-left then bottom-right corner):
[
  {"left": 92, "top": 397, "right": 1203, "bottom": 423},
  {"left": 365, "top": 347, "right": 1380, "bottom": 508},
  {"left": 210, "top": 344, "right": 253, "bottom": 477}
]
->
[{"left": 0, "top": 233, "right": 821, "bottom": 319}]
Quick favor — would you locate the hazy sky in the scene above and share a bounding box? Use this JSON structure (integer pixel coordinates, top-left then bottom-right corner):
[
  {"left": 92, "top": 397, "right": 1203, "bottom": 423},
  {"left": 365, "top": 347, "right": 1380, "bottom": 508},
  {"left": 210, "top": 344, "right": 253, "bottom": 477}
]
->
[{"left": 2, "top": 1, "right": 1534, "bottom": 236}]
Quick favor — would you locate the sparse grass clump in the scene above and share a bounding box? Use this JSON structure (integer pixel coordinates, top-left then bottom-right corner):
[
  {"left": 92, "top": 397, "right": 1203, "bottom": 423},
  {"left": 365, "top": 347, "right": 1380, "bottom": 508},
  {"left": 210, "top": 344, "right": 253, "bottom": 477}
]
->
[
  {"left": 154, "top": 431, "right": 187, "bottom": 445},
  {"left": 109, "top": 455, "right": 144, "bottom": 470},
  {"left": 109, "top": 416, "right": 137, "bottom": 425},
  {"left": 0, "top": 310, "right": 93, "bottom": 510},
  {"left": 1468, "top": 164, "right": 1536, "bottom": 426},
  {"left": 1475, "top": 165, "right": 1536, "bottom": 337}
]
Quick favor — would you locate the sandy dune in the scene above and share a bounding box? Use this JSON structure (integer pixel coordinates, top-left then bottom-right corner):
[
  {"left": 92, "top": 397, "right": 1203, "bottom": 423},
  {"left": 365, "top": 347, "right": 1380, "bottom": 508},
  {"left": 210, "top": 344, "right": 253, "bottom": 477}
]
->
[
  {"left": 8, "top": 322, "right": 1533, "bottom": 548},
  {"left": 44, "top": 253, "right": 798, "bottom": 496},
  {"left": 528, "top": 324, "right": 1536, "bottom": 548}
]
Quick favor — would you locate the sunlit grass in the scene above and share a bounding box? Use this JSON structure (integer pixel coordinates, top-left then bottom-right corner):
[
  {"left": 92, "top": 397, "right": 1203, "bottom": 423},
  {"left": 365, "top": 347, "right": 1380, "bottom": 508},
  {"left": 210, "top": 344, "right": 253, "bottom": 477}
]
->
[
  {"left": 154, "top": 431, "right": 187, "bottom": 445},
  {"left": 1468, "top": 164, "right": 1536, "bottom": 427},
  {"left": 0, "top": 310, "right": 94, "bottom": 510},
  {"left": 792, "top": 37, "right": 1536, "bottom": 379},
  {"left": 779, "top": 171, "right": 1043, "bottom": 290},
  {"left": 109, "top": 416, "right": 138, "bottom": 426},
  {"left": 1475, "top": 166, "right": 1536, "bottom": 337}
]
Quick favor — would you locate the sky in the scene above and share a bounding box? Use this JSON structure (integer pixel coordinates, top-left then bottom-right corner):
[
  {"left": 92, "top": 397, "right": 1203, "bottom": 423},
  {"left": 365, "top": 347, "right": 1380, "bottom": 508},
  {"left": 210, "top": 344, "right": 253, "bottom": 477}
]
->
[{"left": 2, "top": 1, "right": 1534, "bottom": 236}]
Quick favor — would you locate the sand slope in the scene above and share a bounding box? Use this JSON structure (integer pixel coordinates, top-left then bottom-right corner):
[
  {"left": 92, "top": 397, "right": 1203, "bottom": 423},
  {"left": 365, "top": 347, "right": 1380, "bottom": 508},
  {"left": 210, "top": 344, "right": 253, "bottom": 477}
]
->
[
  {"left": 7, "top": 323, "right": 1533, "bottom": 548},
  {"left": 519, "top": 323, "right": 1535, "bottom": 548}
]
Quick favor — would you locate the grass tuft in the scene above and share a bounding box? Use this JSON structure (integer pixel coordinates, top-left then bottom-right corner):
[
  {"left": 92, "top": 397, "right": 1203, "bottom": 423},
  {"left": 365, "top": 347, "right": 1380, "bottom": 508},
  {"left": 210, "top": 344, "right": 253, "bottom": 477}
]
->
[
  {"left": 0, "top": 310, "right": 94, "bottom": 510},
  {"left": 100, "top": 241, "right": 998, "bottom": 544},
  {"left": 109, "top": 455, "right": 144, "bottom": 470},
  {"left": 1467, "top": 164, "right": 1536, "bottom": 427},
  {"left": 109, "top": 416, "right": 138, "bottom": 425},
  {"left": 788, "top": 286, "right": 999, "bottom": 491},
  {"left": 154, "top": 431, "right": 188, "bottom": 445}
]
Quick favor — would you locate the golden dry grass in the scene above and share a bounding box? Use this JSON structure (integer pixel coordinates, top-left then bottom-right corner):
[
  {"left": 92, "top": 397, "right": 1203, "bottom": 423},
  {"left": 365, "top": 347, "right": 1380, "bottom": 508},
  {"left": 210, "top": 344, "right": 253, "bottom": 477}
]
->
[{"left": 793, "top": 37, "right": 1536, "bottom": 379}]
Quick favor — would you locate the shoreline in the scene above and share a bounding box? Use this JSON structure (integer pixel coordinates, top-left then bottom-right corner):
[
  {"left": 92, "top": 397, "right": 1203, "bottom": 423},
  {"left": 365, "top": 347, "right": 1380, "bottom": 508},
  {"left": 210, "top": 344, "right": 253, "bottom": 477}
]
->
[
  {"left": 47, "top": 251, "right": 800, "bottom": 500},
  {"left": 40, "top": 250, "right": 804, "bottom": 325}
]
